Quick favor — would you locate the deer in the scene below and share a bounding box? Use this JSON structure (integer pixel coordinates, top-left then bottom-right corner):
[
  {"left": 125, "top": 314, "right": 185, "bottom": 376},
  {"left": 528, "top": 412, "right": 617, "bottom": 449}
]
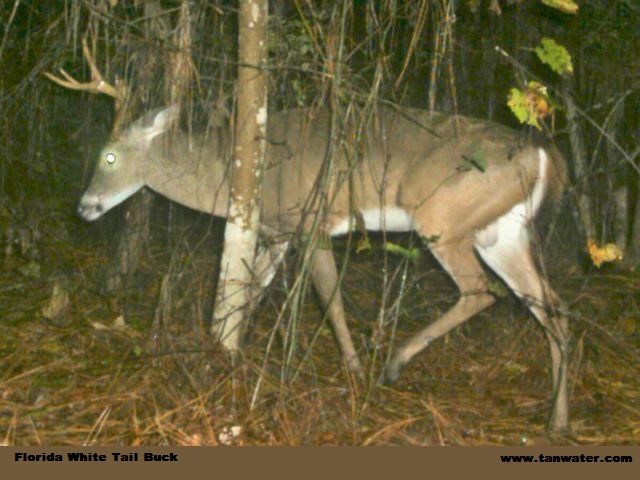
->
[{"left": 47, "top": 47, "right": 570, "bottom": 432}]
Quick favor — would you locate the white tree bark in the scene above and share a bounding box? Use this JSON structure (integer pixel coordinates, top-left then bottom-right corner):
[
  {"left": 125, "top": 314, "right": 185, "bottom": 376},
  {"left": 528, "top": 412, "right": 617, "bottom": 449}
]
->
[{"left": 212, "top": 0, "right": 268, "bottom": 353}]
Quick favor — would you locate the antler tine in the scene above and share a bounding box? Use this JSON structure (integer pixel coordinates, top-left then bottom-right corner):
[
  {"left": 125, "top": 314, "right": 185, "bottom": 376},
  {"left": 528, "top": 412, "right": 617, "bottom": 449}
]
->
[
  {"left": 81, "top": 38, "right": 119, "bottom": 98},
  {"left": 44, "top": 38, "right": 120, "bottom": 100}
]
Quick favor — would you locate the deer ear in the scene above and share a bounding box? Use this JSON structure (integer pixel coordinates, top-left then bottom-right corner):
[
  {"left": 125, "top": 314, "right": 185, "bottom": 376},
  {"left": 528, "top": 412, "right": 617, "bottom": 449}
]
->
[{"left": 131, "top": 105, "right": 180, "bottom": 144}]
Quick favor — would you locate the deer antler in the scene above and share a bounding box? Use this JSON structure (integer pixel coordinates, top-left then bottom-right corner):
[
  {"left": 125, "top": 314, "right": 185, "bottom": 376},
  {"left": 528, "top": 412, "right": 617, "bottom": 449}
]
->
[
  {"left": 45, "top": 38, "right": 121, "bottom": 99},
  {"left": 46, "top": 38, "right": 129, "bottom": 136}
]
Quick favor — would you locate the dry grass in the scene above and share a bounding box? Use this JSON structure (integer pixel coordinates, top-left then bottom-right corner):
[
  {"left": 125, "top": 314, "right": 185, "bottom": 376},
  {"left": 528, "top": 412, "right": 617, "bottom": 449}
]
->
[{"left": 1, "top": 211, "right": 639, "bottom": 446}]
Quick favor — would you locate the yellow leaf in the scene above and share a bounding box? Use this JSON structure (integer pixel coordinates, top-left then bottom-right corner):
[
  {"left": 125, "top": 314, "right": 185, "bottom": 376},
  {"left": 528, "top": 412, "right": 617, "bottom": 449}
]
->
[
  {"left": 541, "top": 0, "right": 579, "bottom": 14},
  {"left": 587, "top": 238, "right": 623, "bottom": 268}
]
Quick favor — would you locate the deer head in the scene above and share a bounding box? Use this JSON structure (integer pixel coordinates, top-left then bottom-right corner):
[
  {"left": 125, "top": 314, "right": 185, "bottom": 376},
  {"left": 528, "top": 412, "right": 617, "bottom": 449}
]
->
[{"left": 77, "top": 106, "right": 179, "bottom": 220}]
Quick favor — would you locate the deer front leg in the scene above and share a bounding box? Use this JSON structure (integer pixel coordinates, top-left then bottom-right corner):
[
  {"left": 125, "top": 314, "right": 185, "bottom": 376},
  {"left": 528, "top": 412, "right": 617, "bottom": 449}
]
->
[
  {"left": 211, "top": 240, "right": 289, "bottom": 348},
  {"left": 249, "top": 240, "right": 290, "bottom": 309},
  {"left": 309, "top": 247, "right": 362, "bottom": 373}
]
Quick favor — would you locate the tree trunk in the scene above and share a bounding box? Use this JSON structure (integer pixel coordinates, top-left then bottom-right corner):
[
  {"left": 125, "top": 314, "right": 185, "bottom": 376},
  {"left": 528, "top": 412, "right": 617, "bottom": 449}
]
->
[
  {"left": 629, "top": 191, "right": 640, "bottom": 268},
  {"left": 105, "top": 189, "right": 153, "bottom": 292},
  {"left": 563, "top": 83, "right": 596, "bottom": 243},
  {"left": 211, "top": 0, "right": 269, "bottom": 353},
  {"left": 625, "top": 146, "right": 640, "bottom": 268}
]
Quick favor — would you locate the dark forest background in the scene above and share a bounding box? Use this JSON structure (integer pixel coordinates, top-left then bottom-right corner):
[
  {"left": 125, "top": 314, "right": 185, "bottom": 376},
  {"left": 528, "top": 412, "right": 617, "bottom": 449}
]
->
[{"left": 0, "top": 0, "right": 638, "bottom": 446}]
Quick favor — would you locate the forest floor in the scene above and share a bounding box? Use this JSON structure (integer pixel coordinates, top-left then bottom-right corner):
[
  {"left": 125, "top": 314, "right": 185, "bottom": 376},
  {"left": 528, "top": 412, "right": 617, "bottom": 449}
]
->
[{"left": 1, "top": 200, "right": 639, "bottom": 446}]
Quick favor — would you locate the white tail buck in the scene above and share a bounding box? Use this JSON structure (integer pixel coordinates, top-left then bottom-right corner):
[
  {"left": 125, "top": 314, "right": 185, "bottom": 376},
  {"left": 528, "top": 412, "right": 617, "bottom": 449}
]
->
[{"left": 78, "top": 105, "right": 570, "bottom": 432}]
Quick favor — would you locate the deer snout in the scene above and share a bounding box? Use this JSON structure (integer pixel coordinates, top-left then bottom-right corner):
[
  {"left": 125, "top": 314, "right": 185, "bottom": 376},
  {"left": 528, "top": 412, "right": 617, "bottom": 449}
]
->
[{"left": 77, "top": 195, "right": 104, "bottom": 221}]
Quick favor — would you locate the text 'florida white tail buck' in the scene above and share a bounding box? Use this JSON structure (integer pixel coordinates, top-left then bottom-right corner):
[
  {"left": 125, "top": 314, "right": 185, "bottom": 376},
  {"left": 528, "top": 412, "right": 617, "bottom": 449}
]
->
[{"left": 78, "top": 105, "right": 570, "bottom": 432}]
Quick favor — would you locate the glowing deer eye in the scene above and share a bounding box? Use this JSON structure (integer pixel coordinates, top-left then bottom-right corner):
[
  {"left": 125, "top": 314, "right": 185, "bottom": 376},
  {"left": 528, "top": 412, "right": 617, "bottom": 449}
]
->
[{"left": 105, "top": 153, "right": 116, "bottom": 164}]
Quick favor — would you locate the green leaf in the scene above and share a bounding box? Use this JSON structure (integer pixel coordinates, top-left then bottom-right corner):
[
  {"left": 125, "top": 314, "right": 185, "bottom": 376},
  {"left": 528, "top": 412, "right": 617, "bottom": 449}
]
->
[
  {"left": 356, "top": 234, "right": 372, "bottom": 253},
  {"left": 535, "top": 38, "right": 574, "bottom": 76},
  {"left": 462, "top": 148, "right": 488, "bottom": 172},
  {"left": 488, "top": 280, "right": 508, "bottom": 298},
  {"left": 422, "top": 234, "right": 441, "bottom": 245},
  {"left": 507, "top": 88, "right": 540, "bottom": 129},
  {"left": 384, "top": 242, "right": 421, "bottom": 263},
  {"left": 540, "top": 0, "right": 579, "bottom": 14}
]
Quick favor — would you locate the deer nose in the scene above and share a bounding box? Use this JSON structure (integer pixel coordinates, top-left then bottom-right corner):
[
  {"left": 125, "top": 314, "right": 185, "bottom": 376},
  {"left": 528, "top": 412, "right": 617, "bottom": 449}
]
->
[{"left": 77, "top": 200, "right": 103, "bottom": 221}]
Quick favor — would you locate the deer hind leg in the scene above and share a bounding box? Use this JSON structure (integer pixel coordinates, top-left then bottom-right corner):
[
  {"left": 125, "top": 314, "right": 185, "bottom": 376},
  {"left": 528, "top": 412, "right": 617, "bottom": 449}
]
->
[
  {"left": 475, "top": 221, "right": 570, "bottom": 432},
  {"left": 309, "top": 247, "right": 362, "bottom": 373},
  {"left": 383, "top": 236, "right": 496, "bottom": 383}
]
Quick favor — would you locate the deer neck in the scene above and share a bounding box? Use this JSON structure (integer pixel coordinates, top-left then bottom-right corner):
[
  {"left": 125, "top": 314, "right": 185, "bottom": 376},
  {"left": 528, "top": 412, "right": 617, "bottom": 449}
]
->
[{"left": 145, "top": 133, "right": 231, "bottom": 218}]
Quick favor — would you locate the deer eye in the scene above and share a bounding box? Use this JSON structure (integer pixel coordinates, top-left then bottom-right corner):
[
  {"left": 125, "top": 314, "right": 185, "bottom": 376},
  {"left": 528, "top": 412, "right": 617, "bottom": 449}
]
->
[{"left": 105, "top": 152, "right": 116, "bottom": 165}]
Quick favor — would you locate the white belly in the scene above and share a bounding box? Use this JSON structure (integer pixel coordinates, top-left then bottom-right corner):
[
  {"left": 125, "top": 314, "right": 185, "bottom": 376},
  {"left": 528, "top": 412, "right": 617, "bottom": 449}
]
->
[{"left": 329, "top": 207, "right": 415, "bottom": 236}]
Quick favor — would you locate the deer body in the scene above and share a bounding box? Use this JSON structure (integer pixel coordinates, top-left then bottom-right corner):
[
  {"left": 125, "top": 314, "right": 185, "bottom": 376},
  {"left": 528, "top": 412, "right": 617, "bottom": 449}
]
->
[{"left": 79, "top": 106, "right": 570, "bottom": 431}]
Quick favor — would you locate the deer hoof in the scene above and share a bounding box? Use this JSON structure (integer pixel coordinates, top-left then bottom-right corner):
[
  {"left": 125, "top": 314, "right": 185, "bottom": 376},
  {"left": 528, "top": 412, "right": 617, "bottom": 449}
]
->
[
  {"left": 379, "top": 361, "right": 403, "bottom": 386},
  {"left": 547, "top": 417, "right": 570, "bottom": 435},
  {"left": 345, "top": 356, "right": 364, "bottom": 376}
]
